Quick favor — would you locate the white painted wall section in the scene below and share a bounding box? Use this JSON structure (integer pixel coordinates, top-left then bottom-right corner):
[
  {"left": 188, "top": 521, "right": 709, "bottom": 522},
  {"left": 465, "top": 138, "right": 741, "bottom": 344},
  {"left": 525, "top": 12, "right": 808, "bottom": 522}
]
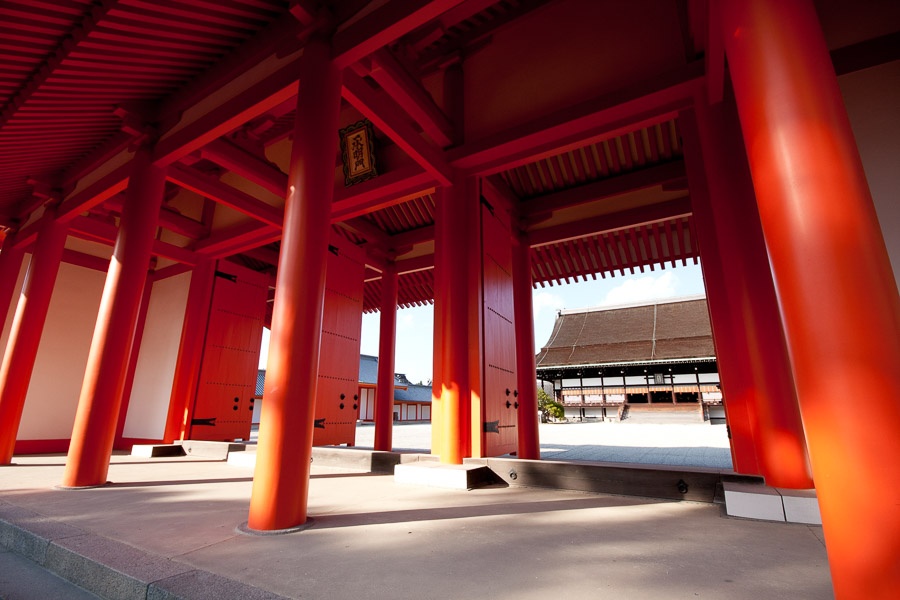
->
[
  {"left": 123, "top": 271, "right": 191, "bottom": 440},
  {"left": 18, "top": 261, "right": 105, "bottom": 440}
]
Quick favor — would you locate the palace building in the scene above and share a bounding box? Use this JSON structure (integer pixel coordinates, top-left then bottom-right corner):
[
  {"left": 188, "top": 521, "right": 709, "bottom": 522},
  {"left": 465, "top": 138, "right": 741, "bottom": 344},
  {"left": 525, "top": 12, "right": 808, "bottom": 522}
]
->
[{"left": 0, "top": 1, "right": 898, "bottom": 596}]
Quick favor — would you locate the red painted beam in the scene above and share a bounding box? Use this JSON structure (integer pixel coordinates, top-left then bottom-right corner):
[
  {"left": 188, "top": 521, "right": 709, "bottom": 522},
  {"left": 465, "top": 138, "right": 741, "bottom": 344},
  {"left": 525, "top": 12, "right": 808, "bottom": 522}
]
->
[
  {"left": 339, "top": 217, "right": 389, "bottom": 244},
  {"left": 167, "top": 165, "right": 284, "bottom": 228},
  {"left": 56, "top": 162, "right": 132, "bottom": 223},
  {"left": 331, "top": 164, "right": 436, "bottom": 221},
  {"left": 193, "top": 220, "right": 281, "bottom": 257},
  {"left": 395, "top": 254, "right": 434, "bottom": 274},
  {"left": 525, "top": 198, "right": 691, "bottom": 248},
  {"left": 199, "top": 139, "right": 288, "bottom": 197},
  {"left": 447, "top": 62, "right": 704, "bottom": 176},
  {"left": 522, "top": 160, "right": 686, "bottom": 220},
  {"left": 342, "top": 71, "right": 452, "bottom": 186},
  {"left": 105, "top": 196, "right": 208, "bottom": 240},
  {"left": 369, "top": 49, "right": 453, "bottom": 148},
  {"left": 153, "top": 50, "right": 304, "bottom": 167},
  {"left": 332, "top": 0, "right": 468, "bottom": 68},
  {"left": 376, "top": 225, "right": 435, "bottom": 252}
]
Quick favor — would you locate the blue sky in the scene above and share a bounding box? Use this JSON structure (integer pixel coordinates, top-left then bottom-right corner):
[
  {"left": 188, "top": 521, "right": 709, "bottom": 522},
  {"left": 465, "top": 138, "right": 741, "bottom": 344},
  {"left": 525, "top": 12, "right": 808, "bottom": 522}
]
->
[{"left": 260, "top": 262, "right": 707, "bottom": 384}]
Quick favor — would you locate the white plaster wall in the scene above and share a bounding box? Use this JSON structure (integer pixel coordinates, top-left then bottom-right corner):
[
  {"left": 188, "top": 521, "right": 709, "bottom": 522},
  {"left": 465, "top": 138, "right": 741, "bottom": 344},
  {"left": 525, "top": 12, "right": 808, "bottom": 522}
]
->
[
  {"left": 123, "top": 271, "right": 191, "bottom": 440},
  {"left": 839, "top": 60, "right": 900, "bottom": 288},
  {"left": 0, "top": 258, "right": 27, "bottom": 349},
  {"left": 18, "top": 261, "right": 105, "bottom": 440}
]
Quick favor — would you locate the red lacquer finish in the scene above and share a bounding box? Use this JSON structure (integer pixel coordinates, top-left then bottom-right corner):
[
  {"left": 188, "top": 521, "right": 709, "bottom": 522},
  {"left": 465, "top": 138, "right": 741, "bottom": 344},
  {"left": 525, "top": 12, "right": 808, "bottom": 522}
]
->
[
  {"left": 0, "top": 233, "right": 26, "bottom": 334},
  {"left": 0, "top": 213, "right": 67, "bottom": 464},
  {"left": 722, "top": 1, "right": 900, "bottom": 596},
  {"left": 684, "top": 100, "right": 813, "bottom": 489},
  {"left": 681, "top": 112, "right": 761, "bottom": 477},
  {"left": 247, "top": 36, "right": 343, "bottom": 531},
  {"left": 164, "top": 260, "right": 216, "bottom": 443},
  {"left": 513, "top": 231, "right": 540, "bottom": 460},
  {"left": 432, "top": 176, "right": 480, "bottom": 463},
  {"left": 62, "top": 147, "right": 165, "bottom": 487},
  {"left": 374, "top": 261, "right": 398, "bottom": 451}
]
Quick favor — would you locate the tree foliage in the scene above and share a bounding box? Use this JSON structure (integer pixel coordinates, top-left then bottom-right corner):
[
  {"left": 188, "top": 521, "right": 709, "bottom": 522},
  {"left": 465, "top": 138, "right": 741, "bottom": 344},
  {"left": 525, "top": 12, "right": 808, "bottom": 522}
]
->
[{"left": 537, "top": 388, "right": 565, "bottom": 422}]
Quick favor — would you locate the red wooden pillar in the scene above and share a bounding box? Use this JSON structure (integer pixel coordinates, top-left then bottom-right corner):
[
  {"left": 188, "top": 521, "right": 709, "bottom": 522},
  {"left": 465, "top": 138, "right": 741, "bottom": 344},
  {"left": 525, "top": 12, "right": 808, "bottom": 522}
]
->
[
  {"left": 374, "top": 261, "right": 398, "bottom": 451},
  {"left": 247, "top": 36, "right": 342, "bottom": 531},
  {"left": 0, "top": 232, "right": 26, "bottom": 332},
  {"left": 695, "top": 96, "right": 812, "bottom": 488},
  {"left": 163, "top": 260, "right": 215, "bottom": 442},
  {"left": 512, "top": 233, "right": 539, "bottom": 459},
  {"left": 0, "top": 212, "right": 68, "bottom": 464},
  {"left": 432, "top": 176, "right": 480, "bottom": 464},
  {"left": 62, "top": 147, "right": 165, "bottom": 487},
  {"left": 722, "top": 1, "right": 900, "bottom": 596},
  {"left": 682, "top": 112, "right": 761, "bottom": 476}
]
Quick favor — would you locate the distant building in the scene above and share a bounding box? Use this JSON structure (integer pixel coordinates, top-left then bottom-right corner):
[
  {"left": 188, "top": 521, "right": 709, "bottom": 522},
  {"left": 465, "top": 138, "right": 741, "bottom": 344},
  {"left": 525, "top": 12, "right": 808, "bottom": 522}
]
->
[
  {"left": 255, "top": 355, "right": 432, "bottom": 425},
  {"left": 535, "top": 296, "right": 723, "bottom": 422},
  {"left": 357, "top": 355, "right": 432, "bottom": 422}
]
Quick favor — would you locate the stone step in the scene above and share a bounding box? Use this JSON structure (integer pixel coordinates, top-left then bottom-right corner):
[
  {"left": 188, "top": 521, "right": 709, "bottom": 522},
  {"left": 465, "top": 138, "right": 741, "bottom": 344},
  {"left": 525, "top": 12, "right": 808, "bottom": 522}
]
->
[
  {"left": 394, "top": 463, "right": 500, "bottom": 490},
  {"left": 723, "top": 481, "right": 821, "bottom": 524}
]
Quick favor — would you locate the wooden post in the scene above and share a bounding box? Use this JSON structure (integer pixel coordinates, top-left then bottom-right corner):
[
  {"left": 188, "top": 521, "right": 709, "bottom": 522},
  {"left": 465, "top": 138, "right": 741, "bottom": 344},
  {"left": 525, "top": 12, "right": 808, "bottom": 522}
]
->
[
  {"left": 63, "top": 147, "right": 166, "bottom": 487},
  {"left": 722, "top": 1, "right": 900, "bottom": 595},
  {"left": 0, "top": 212, "right": 67, "bottom": 464},
  {"left": 374, "top": 262, "right": 398, "bottom": 451},
  {"left": 247, "top": 36, "right": 342, "bottom": 531}
]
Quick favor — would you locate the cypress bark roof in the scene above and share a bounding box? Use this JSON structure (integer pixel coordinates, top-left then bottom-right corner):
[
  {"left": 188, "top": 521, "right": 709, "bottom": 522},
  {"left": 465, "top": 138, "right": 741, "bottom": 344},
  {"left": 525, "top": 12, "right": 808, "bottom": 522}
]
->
[{"left": 535, "top": 296, "right": 715, "bottom": 368}]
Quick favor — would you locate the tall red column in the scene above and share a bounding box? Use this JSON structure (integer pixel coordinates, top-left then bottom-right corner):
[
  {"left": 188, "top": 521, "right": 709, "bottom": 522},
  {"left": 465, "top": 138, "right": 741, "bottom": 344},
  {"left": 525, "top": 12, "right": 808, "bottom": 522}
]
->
[
  {"left": 722, "top": 1, "right": 900, "bottom": 596},
  {"left": 512, "top": 232, "right": 539, "bottom": 460},
  {"left": 374, "top": 262, "right": 398, "bottom": 451},
  {"left": 432, "top": 176, "right": 480, "bottom": 464},
  {"left": 62, "top": 147, "right": 165, "bottom": 487},
  {"left": 682, "top": 111, "right": 760, "bottom": 476},
  {"left": 247, "top": 36, "right": 342, "bottom": 531},
  {"left": 682, "top": 102, "right": 813, "bottom": 488},
  {"left": 0, "top": 212, "right": 68, "bottom": 464},
  {"left": 163, "top": 260, "right": 215, "bottom": 443},
  {"left": 0, "top": 232, "right": 26, "bottom": 333}
]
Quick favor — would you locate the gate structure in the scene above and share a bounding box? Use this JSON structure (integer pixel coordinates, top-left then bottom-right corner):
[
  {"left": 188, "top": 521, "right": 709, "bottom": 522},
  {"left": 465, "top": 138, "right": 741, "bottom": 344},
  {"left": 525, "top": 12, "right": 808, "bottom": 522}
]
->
[
  {"left": 481, "top": 201, "right": 518, "bottom": 456},
  {"left": 313, "top": 233, "right": 365, "bottom": 446},
  {"left": 187, "top": 261, "right": 267, "bottom": 441}
]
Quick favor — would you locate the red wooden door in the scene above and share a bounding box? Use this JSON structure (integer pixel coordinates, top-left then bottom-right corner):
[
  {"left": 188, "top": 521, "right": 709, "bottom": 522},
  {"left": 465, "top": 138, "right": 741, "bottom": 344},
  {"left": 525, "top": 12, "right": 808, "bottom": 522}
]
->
[
  {"left": 481, "top": 203, "right": 518, "bottom": 456},
  {"left": 188, "top": 261, "right": 267, "bottom": 441},
  {"left": 313, "top": 233, "right": 365, "bottom": 446}
]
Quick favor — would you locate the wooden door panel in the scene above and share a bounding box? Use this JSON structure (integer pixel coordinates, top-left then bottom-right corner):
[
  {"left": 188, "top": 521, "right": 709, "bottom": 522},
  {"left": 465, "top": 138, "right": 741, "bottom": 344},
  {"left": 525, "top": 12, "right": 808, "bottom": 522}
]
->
[
  {"left": 189, "top": 262, "right": 267, "bottom": 441},
  {"left": 481, "top": 204, "right": 518, "bottom": 456},
  {"left": 313, "top": 234, "right": 364, "bottom": 446}
]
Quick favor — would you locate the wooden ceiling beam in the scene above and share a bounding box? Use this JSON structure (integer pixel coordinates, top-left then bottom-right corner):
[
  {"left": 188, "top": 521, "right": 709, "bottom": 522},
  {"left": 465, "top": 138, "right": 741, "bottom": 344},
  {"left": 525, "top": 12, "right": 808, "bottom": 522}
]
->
[
  {"left": 332, "top": 0, "right": 468, "bottom": 68},
  {"left": 331, "top": 164, "right": 436, "bottom": 221},
  {"left": 193, "top": 221, "right": 281, "bottom": 257},
  {"left": 377, "top": 225, "right": 435, "bottom": 252},
  {"left": 167, "top": 165, "right": 284, "bottom": 228},
  {"left": 342, "top": 70, "right": 452, "bottom": 185},
  {"left": 522, "top": 159, "right": 686, "bottom": 219},
  {"left": 339, "top": 217, "right": 390, "bottom": 244},
  {"left": 57, "top": 161, "right": 132, "bottom": 223},
  {"left": 368, "top": 49, "right": 453, "bottom": 148},
  {"left": 527, "top": 196, "right": 692, "bottom": 247},
  {"left": 447, "top": 61, "right": 704, "bottom": 176},
  {"left": 396, "top": 253, "right": 434, "bottom": 274},
  {"left": 153, "top": 49, "right": 304, "bottom": 167},
  {"left": 199, "top": 138, "right": 288, "bottom": 197}
]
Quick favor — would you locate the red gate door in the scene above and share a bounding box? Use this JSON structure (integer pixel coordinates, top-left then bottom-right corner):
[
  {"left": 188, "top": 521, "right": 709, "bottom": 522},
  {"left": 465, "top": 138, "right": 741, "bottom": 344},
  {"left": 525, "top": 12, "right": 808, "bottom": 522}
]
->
[
  {"left": 482, "top": 203, "right": 518, "bottom": 456},
  {"left": 188, "top": 261, "right": 268, "bottom": 441},
  {"left": 313, "top": 233, "right": 365, "bottom": 446}
]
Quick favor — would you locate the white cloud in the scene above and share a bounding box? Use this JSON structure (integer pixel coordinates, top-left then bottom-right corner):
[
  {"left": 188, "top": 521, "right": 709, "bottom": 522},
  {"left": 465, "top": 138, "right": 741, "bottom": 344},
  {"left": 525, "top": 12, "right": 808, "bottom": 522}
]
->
[
  {"left": 532, "top": 290, "right": 565, "bottom": 315},
  {"left": 602, "top": 271, "right": 678, "bottom": 306}
]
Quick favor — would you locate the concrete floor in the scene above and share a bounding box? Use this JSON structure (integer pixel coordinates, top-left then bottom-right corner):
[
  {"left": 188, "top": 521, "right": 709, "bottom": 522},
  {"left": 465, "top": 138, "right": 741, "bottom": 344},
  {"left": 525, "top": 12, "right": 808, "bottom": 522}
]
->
[
  {"left": 353, "top": 421, "right": 735, "bottom": 468},
  {"left": 0, "top": 424, "right": 833, "bottom": 600}
]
